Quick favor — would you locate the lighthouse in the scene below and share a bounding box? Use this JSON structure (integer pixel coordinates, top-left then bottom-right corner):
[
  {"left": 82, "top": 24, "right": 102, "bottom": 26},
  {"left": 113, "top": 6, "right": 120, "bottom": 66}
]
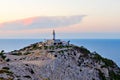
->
[{"left": 53, "top": 30, "right": 55, "bottom": 40}]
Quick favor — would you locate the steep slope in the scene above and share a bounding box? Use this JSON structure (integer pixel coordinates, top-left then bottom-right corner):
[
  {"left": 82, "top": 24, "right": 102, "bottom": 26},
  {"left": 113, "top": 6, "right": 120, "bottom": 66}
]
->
[{"left": 0, "top": 42, "right": 120, "bottom": 80}]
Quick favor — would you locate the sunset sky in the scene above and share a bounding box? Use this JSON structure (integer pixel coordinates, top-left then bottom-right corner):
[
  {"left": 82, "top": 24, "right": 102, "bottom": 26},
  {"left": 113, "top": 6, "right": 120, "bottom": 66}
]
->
[{"left": 0, "top": 0, "right": 120, "bottom": 39}]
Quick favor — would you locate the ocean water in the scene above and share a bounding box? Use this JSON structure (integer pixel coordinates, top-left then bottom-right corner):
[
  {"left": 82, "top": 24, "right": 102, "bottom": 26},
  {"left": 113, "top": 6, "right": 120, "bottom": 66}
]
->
[{"left": 0, "top": 39, "right": 120, "bottom": 67}]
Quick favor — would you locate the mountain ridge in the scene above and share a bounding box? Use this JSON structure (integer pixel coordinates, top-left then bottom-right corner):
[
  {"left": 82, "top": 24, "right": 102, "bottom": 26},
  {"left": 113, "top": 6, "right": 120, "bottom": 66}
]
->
[{"left": 0, "top": 40, "right": 120, "bottom": 80}]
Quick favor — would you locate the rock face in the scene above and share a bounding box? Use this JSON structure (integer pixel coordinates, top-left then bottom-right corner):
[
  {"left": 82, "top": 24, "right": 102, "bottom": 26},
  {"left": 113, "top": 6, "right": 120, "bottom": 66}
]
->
[{"left": 0, "top": 41, "right": 120, "bottom": 80}]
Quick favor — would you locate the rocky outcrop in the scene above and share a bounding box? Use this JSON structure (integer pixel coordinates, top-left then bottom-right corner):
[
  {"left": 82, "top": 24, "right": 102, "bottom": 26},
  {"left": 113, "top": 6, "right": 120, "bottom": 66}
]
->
[{"left": 0, "top": 42, "right": 120, "bottom": 80}]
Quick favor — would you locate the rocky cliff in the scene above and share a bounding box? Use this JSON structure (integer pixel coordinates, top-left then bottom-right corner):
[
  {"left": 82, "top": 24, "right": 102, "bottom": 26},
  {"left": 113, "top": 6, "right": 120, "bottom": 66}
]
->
[{"left": 0, "top": 41, "right": 120, "bottom": 80}]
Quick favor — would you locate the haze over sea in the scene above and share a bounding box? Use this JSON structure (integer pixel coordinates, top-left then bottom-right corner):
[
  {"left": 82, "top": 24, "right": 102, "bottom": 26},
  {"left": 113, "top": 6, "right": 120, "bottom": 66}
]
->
[{"left": 0, "top": 39, "right": 120, "bottom": 67}]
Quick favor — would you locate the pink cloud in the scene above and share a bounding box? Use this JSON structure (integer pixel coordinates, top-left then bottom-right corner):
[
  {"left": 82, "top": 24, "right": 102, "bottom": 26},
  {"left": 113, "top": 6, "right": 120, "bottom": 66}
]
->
[
  {"left": 0, "top": 15, "right": 85, "bottom": 30},
  {"left": 0, "top": 16, "right": 36, "bottom": 28},
  {"left": 22, "top": 18, "right": 34, "bottom": 26},
  {"left": 0, "top": 24, "right": 3, "bottom": 27}
]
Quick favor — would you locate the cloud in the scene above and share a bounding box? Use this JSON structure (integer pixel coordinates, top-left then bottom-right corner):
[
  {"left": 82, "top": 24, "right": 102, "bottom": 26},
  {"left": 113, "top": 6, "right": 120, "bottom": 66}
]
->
[{"left": 0, "top": 15, "right": 86, "bottom": 30}]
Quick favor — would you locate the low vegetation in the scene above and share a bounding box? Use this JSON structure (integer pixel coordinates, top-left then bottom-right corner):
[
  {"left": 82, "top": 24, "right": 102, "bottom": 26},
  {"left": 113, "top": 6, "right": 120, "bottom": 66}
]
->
[
  {"left": 93, "top": 52, "right": 115, "bottom": 67},
  {"left": 23, "top": 75, "right": 31, "bottom": 79},
  {"left": 0, "top": 50, "right": 6, "bottom": 60},
  {"left": 43, "top": 78, "right": 50, "bottom": 80},
  {"left": 73, "top": 46, "right": 90, "bottom": 57},
  {"left": 11, "top": 52, "right": 22, "bottom": 56},
  {"left": 0, "top": 69, "right": 13, "bottom": 74},
  {"left": 97, "top": 68, "right": 106, "bottom": 80},
  {"left": 0, "top": 77, "right": 13, "bottom": 80},
  {"left": 2, "top": 67, "right": 10, "bottom": 70},
  {"left": 0, "top": 41, "right": 119, "bottom": 80},
  {"left": 109, "top": 70, "right": 120, "bottom": 80},
  {"left": 24, "top": 52, "right": 31, "bottom": 55},
  {"left": 6, "top": 58, "right": 10, "bottom": 62}
]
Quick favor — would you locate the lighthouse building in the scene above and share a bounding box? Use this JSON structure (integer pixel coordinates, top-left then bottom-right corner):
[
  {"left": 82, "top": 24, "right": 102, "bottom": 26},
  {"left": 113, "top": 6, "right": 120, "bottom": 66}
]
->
[{"left": 45, "top": 30, "right": 68, "bottom": 46}]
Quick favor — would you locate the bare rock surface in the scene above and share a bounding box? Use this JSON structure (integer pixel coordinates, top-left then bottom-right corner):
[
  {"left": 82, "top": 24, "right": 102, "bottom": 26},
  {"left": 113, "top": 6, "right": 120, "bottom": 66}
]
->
[{"left": 0, "top": 42, "right": 120, "bottom": 80}]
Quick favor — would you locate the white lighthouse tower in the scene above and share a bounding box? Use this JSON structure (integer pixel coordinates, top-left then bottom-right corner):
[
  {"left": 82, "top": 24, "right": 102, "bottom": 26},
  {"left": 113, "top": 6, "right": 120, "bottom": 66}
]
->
[
  {"left": 53, "top": 30, "right": 55, "bottom": 40},
  {"left": 45, "top": 30, "right": 69, "bottom": 46}
]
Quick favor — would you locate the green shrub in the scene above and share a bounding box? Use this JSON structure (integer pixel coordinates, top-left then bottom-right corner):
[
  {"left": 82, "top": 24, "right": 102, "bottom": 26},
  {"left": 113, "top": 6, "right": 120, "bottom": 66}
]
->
[
  {"left": 6, "top": 59, "right": 10, "bottom": 62},
  {"left": 97, "top": 69, "right": 106, "bottom": 80},
  {"left": 49, "top": 46, "right": 54, "bottom": 50},
  {"left": 93, "top": 53, "right": 102, "bottom": 61},
  {"left": 80, "top": 46, "right": 90, "bottom": 54},
  {"left": 44, "top": 46, "right": 48, "bottom": 50},
  {"left": 0, "top": 50, "right": 6, "bottom": 60},
  {"left": 102, "top": 58, "right": 114, "bottom": 67},
  {"left": 0, "top": 69, "right": 13, "bottom": 74},
  {"left": 73, "top": 46, "right": 90, "bottom": 57},
  {"left": 1, "top": 55, "right": 6, "bottom": 60},
  {"left": 0, "top": 77, "right": 13, "bottom": 80},
  {"left": 24, "top": 52, "right": 31, "bottom": 55},
  {"left": 0, "top": 77, "right": 4, "bottom": 80},
  {"left": 109, "top": 70, "right": 120, "bottom": 80},
  {"left": 24, "top": 75, "right": 31, "bottom": 78},
  {"left": 58, "top": 45, "right": 64, "bottom": 49},
  {"left": 11, "top": 52, "right": 22, "bottom": 56},
  {"left": 93, "top": 52, "right": 115, "bottom": 67},
  {"left": 32, "top": 44, "right": 38, "bottom": 49},
  {"left": 2, "top": 67, "right": 9, "bottom": 70},
  {"left": 73, "top": 46, "right": 90, "bottom": 56},
  {"left": 0, "top": 50, "right": 4, "bottom": 55},
  {"left": 59, "top": 50, "right": 64, "bottom": 54}
]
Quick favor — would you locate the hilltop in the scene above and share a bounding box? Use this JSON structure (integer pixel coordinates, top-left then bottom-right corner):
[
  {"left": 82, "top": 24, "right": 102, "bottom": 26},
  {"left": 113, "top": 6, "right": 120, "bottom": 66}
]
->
[
  {"left": 0, "top": 39, "right": 120, "bottom": 80},
  {"left": 0, "top": 30, "right": 120, "bottom": 80}
]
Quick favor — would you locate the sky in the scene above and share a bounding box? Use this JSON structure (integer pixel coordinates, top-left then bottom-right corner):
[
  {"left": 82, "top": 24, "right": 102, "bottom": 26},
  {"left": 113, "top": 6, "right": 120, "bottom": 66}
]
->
[{"left": 0, "top": 0, "right": 120, "bottom": 39}]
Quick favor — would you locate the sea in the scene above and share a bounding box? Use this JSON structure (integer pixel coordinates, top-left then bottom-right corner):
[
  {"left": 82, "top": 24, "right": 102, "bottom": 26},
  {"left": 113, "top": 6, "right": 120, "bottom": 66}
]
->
[{"left": 0, "top": 39, "right": 120, "bottom": 67}]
